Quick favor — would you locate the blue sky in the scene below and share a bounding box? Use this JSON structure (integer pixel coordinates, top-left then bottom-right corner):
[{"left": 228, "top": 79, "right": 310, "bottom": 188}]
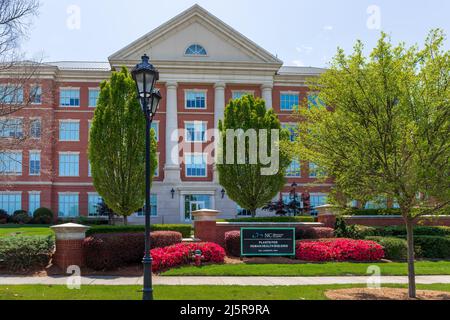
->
[{"left": 21, "top": 0, "right": 450, "bottom": 67}]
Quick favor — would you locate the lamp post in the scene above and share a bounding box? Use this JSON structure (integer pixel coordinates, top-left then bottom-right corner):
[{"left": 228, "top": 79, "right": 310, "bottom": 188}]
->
[{"left": 131, "top": 54, "right": 161, "bottom": 301}]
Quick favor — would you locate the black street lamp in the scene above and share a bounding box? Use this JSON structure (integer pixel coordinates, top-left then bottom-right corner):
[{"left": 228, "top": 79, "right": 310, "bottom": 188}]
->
[{"left": 132, "top": 54, "right": 161, "bottom": 301}]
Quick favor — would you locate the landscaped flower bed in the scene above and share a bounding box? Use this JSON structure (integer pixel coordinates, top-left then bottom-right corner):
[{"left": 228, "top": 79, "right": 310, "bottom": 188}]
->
[
  {"left": 151, "top": 242, "right": 225, "bottom": 273},
  {"left": 296, "top": 239, "right": 384, "bottom": 262}
]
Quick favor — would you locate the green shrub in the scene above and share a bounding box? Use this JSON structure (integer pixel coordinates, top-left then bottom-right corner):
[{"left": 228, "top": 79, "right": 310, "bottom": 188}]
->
[
  {"left": 32, "top": 208, "right": 54, "bottom": 225},
  {"left": 334, "top": 217, "right": 376, "bottom": 239},
  {"left": 413, "top": 236, "right": 450, "bottom": 259},
  {"left": 375, "top": 226, "right": 450, "bottom": 237},
  {"left": 0, "top": 209, "right": 9, "bottom": 224},
  {"left": 345, "top": 207, "right": 450, "bottom": 216},
  {"left": 86, "top": 224, "right": 192, "bottom": 238},
  {"left": 0, "top": 236, "right": 54, "bottom": 271},
  {"left": 366, "top": 236, "right": 408, "bottom": 260},
  {"left": 221, "top": 216, "right": 315, "bottom": 223},
  {"left": 11, "top": 210, "right": 32, "bottom": 224},
  {"left": 57, "top": 217, "right": 109, "bottom": 226}
]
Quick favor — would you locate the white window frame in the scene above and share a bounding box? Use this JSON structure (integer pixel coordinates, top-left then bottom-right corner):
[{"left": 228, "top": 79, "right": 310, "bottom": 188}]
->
[
  {"left": 30, "top": 85, "right": 42, "bottom": 105},
  {"left": 231, "top": 90, "right": 255, "bottom": 100},
  {"left": 0, "top": 150, "right": 22, "bottom": 176},
  {"left": 30, "top": 117, "right": 42, "bottom": 139},
  {"left": 185, "top": 89, "right": 207, "bottom": 110},
  {"left": 154, "top": 152, "right": 160, "bottom": 178},
  {"left": 0, "top": 117, "right": 23, "bottom": 139},
  {"left": 0, "top": 192, "right": 22, "bottom": 214},
  {"left": 58, "top": 152, "right": 80, "bottom": 177},
  {"left": 185, "top": 152, "right": 208, "bottom": 178},
  {"left": 87, "top": 192, "right": 102, "bottom": 217},
  {"left": 285, "top": 158, "right": 301, "bottom": 178},
  {"left": 280, "top": 91, "right": 300, "bottom": 111},
  {"left": 88, "top": 88, "right": 100, "bottom": 108},
  {"left": 29, "top": 150, "right": 41, "bottom": 176},
  {"left": 28, "top": 191, "right": 41, "bottom": 214},
  {"left": 59, "top": 120, "right": 80, "bottom": 142},
  {"left": 151, "top": 121, "right": 159, "bottom": 142},
  {"left": 59, "top": 87, "right": 81, "bottom": 108},
  {"left": 58, "top": 192, "right": 80, "bottom": 218},
  {"left": 185, "top": 121, "right": 207, "bottom": 142}
]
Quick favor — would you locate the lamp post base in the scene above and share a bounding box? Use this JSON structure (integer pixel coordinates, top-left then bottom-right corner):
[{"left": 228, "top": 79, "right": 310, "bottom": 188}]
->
[{"left": 142, "top": 257, "right": 154, "bottom": 301}]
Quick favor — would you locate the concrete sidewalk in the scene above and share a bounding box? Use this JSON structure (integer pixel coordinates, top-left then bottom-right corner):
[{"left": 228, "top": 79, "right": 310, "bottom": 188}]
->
[{"left": 1, "top": 275, "right": 450, "bottom": 286}]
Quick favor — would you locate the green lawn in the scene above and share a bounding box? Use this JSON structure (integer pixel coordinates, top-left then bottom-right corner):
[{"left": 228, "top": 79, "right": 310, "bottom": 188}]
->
[
  {"left": 1, "top": 284, "right": 450, "bottom": 300},
  {"left": 162, "top": 261, "right": 450, "bottom": 277},
  {"left": 0, "top": 225, "right": 53, "bottom": 238}
]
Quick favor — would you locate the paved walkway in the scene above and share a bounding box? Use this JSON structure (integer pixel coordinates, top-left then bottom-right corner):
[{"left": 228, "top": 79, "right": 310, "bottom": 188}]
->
[{"left": 1, "top": 275, "right": 450, "bottom": 286}]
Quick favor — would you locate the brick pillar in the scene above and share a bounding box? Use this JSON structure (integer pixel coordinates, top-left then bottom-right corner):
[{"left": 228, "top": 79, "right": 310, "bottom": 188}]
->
[
  {"left": 50, "top": 223, "right": 90, "bottom": 271},
  {"left": 192, "top": 209, "right": 219, "bottom": 243},
  {"left": 316, "top": 204, "right": 338, "bottom": 229}
]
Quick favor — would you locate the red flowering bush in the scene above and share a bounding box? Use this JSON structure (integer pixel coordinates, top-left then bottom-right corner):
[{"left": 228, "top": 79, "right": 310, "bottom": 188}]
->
[
  {"left": 151, "top": 242, "right": 225, "bottom": 273},
  {"left": 224, "top": 231, "right": 241, "bottom": 257},
  {"left": 296, "top": 239, "right": 384, "bottom": 262}
]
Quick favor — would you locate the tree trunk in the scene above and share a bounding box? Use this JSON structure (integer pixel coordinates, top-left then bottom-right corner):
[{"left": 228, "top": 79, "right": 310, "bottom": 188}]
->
[
  {"left": 123, "top": 216, "right": 128, "bottom": 226},
  {"left": 251, "top": 209, "right": 257, "bottom": 218},
  {"left": 405, "top": 218, "right": 417, "bottom": 299}
]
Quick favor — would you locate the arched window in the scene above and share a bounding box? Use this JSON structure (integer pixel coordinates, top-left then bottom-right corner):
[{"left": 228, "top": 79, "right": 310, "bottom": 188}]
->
[{"left": 185, "top": 44, "right": 207, "bottom": 56}]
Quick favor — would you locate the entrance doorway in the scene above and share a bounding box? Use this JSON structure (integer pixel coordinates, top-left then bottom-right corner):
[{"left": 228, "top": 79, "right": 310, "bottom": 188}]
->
[{"left": 184, "top": 195, "right": 212, "bottom": 222}]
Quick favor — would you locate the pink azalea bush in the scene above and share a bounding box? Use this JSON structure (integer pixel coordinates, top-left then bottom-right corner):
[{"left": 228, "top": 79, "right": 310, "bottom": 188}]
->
[
  {"left": 151, "top": 242, "right": 225, "bottom": 273},
  {"left": 296, "top": 239, "right": 384, "bottom": 262}
]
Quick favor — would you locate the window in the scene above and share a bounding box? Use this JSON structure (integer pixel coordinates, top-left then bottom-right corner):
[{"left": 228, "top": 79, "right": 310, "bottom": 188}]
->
[
  {"left": 59, "top": 121, "right": 80, "bottom": 141},
  {"left": 365, "top": 196, "right": 388, "bottom": 209},
  {"left": 154, "top": 154, "right": 159, "bottom": 177},
  {"left": 59, "top": 153, "right": 79, "bottom": 177},
  {"left": 237, "top": 205, "right": 252, "bottom": 216},
  {"left": 0, "top": 118, "right": 23, "bottom": 138},
  {"left": 88, "top": 160, "right": 92, "bottom": 177},
  {"left": 58, "top": 193, "right": 79, "bottom": 217},
  {"left": 232, "top": 91, "right": 253, "bottom": 100},
  {"left": 29, "top": 152, "right": 40, "bottom": 176},
  {"left": 280, "top": 93, "right": 299, "bottom": 111},
  {"left": 185, "top": 44, "right": 207, "bottom": 56},
  {"left": 30, "top": 119, "right": 41, "bottom": 139},
  {"left": 88, "top": 194, "right": 102, "bottom": 217},
  {"left": 89, "top": 89, "right": 100, "bottom": 107},
  {"left": 311, "top": 194, "right": 328, "bottom": 214},
  {"left": 185, "top": 91, "right": 206, "bottom": 109},
  {"left": 309, "top": 163, "right": 326, "bottom": 178},
  {"left": 28, "top": 193, "right": 40, "bottom": 214},
  {"left": 282, "top": 124, "right": 297, "bottom": 142},
  {"left": 60, "top": 89, "right": 80, "bottom": 107},
  {"left": 185, "top": 153, "right": 207, "bottom": 177},
  {"left": 151, "top": 122, "right": 159, "bottom": 141},
  {"left": 185, "top": 122, "right": 207, "bottom": 142},
  {"left": 0, "top": 152, "right": 22, "bottom": 175},
  {"left": 137, "top": 194, "right": 158, "bottom": 217},
  {"left": 0, "top": 85, "right": 23, "bottom": 104},
  {"left": 30, "top": 86, "right": 42, "bottom": 104},
  {"left": 0, "top": 193, "right": 22, "bottom": 214},
  {"left": 286, "top": 159, "right": 301, "bottom": 177},
  {"left": 308, "top": 94, "right": 326, "bottom": 109}
]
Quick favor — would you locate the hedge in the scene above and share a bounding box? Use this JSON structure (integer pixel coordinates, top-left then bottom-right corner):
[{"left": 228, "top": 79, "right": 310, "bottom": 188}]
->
[
  {"left": 83, "top": 231, "right": 183, "bottom": 270},
  {"left": 86, "top": 224, "right": 192, "bottom": 238},
  {"left": 345, "top": 208, "right": 450, "bottom": 216},
  {"left": 366, "top": 236, "right": 408, "bottom": 261},
  {"left": 374, "top": 226, "right": 450, "bottom": 237},
  {"left": 0, "top": 235, "right": 54, "bottom": 271},
  {"left": 413, "top": 236, "right": 450, "bottom": 259},
  {"left": 296, "top": 227, "right": 335, "bottom": 240},
  {"left": 32, "top": 208, "right": 54, "bottom": 224},
  {"left": 220, "top": 216, "right": 315, "bottom": 223}
]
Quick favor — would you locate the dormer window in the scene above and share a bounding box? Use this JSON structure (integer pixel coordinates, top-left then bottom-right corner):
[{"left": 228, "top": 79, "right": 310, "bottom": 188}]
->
[{"left": 185, "top": 44, "right": 207, "bottom": 56}]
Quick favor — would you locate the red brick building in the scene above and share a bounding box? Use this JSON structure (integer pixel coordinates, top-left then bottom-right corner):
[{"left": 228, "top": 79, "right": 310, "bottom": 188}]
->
[{"left": 0, "top": 5, "right": 335, "bottom": 224}]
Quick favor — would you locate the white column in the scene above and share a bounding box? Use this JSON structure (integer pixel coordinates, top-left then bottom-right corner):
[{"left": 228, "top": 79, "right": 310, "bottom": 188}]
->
[
  {"left": 261, "top": 84, "right": 273, "bottom": 110},
  {"left": 164, "top": 81, "right": 181, "bottom": 183},
  {"left": 213, "top": 82, "right": 226, "bottom": 183}
]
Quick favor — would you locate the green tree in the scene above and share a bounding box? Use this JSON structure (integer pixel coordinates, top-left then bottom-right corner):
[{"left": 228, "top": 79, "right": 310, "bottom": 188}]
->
[
  {"left": 217, "top": 95, "right": 291, "bottom": 217},
  {"left": 89, "top": 68, "right": 158, "bottom": 225},
  {"left": 288, "top": 30, "right": 450, "bottom": 298}
]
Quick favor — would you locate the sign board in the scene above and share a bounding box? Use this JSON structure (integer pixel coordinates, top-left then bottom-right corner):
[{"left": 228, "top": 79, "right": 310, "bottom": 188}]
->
[{"left": 240, "top": 228, "right": 296, "bottom": 256}]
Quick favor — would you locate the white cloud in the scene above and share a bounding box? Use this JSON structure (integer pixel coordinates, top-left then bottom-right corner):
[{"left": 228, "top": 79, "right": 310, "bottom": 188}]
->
[
  {"left": 323, "top": 25, "right": 334, "bottom": 31},
  {"left": 292, "top": 60, "right": 305, "bottom": 67}
]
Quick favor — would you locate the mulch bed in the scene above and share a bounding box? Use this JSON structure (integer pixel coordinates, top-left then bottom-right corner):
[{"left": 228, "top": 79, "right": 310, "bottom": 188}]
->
[{"left": 326, "top": 288, "right": 450, "bottom": 300}]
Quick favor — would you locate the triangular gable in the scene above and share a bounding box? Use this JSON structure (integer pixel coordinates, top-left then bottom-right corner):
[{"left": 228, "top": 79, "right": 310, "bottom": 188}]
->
[{"left": 109, "top": 4, "right": 283, "bottom": 66}]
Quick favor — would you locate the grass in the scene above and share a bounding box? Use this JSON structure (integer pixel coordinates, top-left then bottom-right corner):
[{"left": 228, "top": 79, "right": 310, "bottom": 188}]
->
[
  {"left": 162, "top": 261, "right": 450, "bottom": 277},
  {"left": 0, "top": 225, "right": 53, "bottom": 238},
  {"left": 1, "top": 284, "right": 450, "bottom": 300}
]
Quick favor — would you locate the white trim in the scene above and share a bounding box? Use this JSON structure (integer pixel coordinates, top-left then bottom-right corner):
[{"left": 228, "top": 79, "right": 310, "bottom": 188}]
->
[
  {"left": 88, "top": 87, "right": 100, "bottom": 108},
  {"left": 28, "top": 150, "right": 41, "bottom": 177},
  {"left": 58, "top": 192, "right": 80, "bottom": 195},
  {"left": 28, "top": 191, "right": 41, "bottom": 195},
  {"left": 231, "top": 90, "right": 255, "bottom": 98},
  {"left": 0, "top": 191, "right": 23, "bottom": 194},
  {"left": 184, "top": 152, "right": 208, "bottom": 178},
  {"left": 184, "top": 89, "right": 207, "bottom": 110},
  {"left": 184, "top": 120, "right": 208, "bottom": 142},
  {"left": 184, "top": 43, "right": 209, "bottom": 57}
]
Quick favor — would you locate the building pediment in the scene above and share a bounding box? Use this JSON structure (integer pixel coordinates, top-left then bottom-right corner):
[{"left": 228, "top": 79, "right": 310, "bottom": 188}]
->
[{"left": 109, "top": 5, "right": 283, "bottom": 71}]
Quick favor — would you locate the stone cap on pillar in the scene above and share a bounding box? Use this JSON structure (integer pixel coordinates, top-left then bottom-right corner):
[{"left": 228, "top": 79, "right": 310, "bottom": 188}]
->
[
  {"left": 50, "top": 223, "right": 90, "bottom": 240},
  {"left": 192, "top": 209, "right": 220, "bottom": 222},
  {"left": 315, "top": 204, "right": 339, "bottom": 216}
]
